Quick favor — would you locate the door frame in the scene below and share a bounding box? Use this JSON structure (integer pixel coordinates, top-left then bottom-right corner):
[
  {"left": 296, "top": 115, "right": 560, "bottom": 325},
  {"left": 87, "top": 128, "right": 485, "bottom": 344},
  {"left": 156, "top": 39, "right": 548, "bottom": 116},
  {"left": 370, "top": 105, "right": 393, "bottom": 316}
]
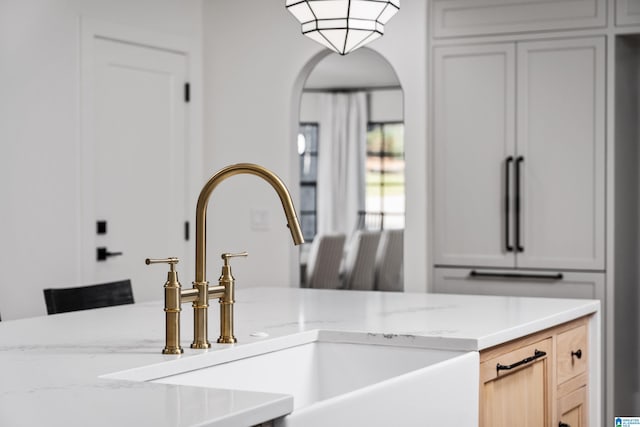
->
[{"left": 79, "top": 17, "right": 202, "bottom": 285}]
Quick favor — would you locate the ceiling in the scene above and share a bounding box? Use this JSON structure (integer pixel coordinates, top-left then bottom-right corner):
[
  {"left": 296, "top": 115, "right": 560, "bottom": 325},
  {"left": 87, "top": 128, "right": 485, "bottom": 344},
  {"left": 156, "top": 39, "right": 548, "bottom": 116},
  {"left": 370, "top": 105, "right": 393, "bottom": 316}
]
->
[{"left": 303, "top": 48, "right": 401, "bottom": 90}]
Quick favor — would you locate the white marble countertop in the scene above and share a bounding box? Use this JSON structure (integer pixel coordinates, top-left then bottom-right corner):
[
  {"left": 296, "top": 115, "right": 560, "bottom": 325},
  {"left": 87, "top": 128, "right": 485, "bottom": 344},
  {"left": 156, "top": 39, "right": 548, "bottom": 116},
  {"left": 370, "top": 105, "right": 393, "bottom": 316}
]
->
[{"left": 0, "top": 287, "right": 599, "bottom": 426}]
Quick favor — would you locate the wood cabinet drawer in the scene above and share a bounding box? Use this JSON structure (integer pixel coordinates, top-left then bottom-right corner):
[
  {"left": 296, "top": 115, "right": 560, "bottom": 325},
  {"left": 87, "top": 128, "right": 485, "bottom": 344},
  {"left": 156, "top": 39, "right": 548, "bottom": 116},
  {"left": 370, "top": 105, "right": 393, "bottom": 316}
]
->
[
  {"left": 480, "top": 338, "right": 552, "bottom": 426},
  {"left": 557, "top": 324, "right": 588, "bottom": 385},
  {"left": 558, "top": 386, "right": 588, "bottom": 427},
  {"left": 481, "top": 338, "right": 552, "bottom": 383}
]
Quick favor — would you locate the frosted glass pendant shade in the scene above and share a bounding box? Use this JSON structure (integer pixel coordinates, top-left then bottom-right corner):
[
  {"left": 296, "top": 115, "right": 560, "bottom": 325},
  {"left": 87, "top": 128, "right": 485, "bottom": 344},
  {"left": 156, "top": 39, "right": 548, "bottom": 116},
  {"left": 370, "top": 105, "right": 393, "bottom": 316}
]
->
[{"left": 286, "top": 0, "right": 399, "bottom": 55}]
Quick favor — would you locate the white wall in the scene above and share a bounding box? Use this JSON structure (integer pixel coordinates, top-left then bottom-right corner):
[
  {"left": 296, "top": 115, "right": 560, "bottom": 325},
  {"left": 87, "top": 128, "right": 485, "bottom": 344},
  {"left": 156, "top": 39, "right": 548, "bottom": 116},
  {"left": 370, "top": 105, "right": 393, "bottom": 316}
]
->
[
  {"left": 202, "top": 0, "right": 428, "bottom": 292},
  {"left": 0, "top": 0, "right": 202, "bottom": 320},
  {"left": 369, "top": 89, "right": 404, "bottom": 123},
  {"left": 0, "top": 0, "right": 428, "bottom": 319},
  {"left": 300, "top": 89, "right": 403, "bottom": 123}
]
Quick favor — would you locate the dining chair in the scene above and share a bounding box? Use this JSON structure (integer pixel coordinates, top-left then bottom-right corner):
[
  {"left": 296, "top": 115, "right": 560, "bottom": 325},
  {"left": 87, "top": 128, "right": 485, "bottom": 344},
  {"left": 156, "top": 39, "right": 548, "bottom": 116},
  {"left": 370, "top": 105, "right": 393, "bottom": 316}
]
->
[
  {"left": 374, "top": 229, "right": 404, "bottom": 292},
  {"left": 305, "top": 233, "right": 347, "bottom": 289},
  {"left": 43, "top": 279, "right": 134, "bottom": 315},
  {"left": 342, "top": 230, "right": 382, "bottom": 291}
]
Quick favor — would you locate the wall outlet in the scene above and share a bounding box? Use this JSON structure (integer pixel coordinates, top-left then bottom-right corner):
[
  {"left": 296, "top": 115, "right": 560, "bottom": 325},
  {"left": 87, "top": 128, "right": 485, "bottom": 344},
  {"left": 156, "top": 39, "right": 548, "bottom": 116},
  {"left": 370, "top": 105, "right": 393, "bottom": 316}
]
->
[{"left": 250, "top": 208, "right": 270, "bottom": 231}]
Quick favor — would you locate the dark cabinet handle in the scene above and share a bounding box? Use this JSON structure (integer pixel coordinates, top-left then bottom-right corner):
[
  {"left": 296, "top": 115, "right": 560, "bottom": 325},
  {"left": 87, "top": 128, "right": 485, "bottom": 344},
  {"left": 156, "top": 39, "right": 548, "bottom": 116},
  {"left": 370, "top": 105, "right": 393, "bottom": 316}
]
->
[
  {"left": 97, "top": 247, "right": 124, "bottom": 261},
  {"left": 470, "top": 270, "right": 563, "bottom": 280},
  {"left": 505, "top": 156, "right": 514, "bottom": 252},
  {"left": 515, "top": 156, "right": 524, "bottom": 252},
  {"left": 571, "top": 349, "right": 582, "bottom": 360},
  {"left": 496, "top": 349, "right": 546, "bottom": 373}
]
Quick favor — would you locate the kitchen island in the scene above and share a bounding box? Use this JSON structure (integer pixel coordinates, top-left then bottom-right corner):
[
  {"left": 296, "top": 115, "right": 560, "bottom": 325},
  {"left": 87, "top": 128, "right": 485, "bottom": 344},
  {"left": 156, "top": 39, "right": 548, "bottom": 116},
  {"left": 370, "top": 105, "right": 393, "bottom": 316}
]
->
[{"left": 0, "top": 288, "right": 600, "bottom": 426}]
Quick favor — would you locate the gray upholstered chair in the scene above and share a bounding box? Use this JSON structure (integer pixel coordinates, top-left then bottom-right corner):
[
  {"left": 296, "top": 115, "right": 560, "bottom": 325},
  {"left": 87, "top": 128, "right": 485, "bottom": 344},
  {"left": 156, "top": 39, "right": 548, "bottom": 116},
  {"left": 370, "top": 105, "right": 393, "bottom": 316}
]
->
[
  {"left": 342, "top": 230, "right": 382, "bottom": 291},
  {"left": 305, "top": 233, "right": 347, "bottom": 289},
  {"left": 374, "top": 229, "right": 404, "bottom": 292}
]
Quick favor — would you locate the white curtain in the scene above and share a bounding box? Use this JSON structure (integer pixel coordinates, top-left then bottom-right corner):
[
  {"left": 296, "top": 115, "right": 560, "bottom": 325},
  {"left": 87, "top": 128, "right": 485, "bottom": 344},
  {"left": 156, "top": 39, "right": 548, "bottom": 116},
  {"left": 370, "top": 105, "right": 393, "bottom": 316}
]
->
[{"left": 317, "top": 92, "right": 368, "bottom": 236}]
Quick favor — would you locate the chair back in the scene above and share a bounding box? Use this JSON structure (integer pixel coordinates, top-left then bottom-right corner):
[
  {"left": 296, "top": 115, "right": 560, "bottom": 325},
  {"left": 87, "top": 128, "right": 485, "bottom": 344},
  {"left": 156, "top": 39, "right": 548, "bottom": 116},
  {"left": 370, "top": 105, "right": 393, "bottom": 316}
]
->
[
  {"left": 342, "top": 230, "right": 382, "bottom": 291},
  {"left": 306, "top": 233, "right": 347, "bottom": 289},
  {"left": 43, "top": 279, "right": 134, "bottom": 315},
  {"left": 375, "top": 229, "right": 404, "bottom": 292},
  {"left": 356, "top": 211, "right": 383, "bottom": 231}
]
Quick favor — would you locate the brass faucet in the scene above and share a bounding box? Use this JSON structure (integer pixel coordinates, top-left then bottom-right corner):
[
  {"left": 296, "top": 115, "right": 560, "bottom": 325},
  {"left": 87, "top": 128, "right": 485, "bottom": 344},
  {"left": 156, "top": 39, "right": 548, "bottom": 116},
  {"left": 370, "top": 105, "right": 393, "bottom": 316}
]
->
[{"left": 147, "top": 163, "right": 304, "bottom": 354}]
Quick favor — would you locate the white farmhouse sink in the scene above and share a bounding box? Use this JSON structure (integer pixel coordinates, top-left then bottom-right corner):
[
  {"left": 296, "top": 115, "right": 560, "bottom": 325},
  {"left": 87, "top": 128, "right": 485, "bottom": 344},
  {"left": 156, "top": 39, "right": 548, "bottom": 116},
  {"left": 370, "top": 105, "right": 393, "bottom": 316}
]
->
[{"left": 146, "top": 331, "right": 479, "bottom": 426}]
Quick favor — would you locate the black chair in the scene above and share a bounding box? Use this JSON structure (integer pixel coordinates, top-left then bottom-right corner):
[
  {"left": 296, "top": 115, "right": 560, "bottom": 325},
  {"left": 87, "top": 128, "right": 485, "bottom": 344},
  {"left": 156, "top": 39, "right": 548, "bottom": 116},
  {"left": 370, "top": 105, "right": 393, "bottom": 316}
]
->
[{"left": 43, "top": 279, "right": 134, "bottom": 315}]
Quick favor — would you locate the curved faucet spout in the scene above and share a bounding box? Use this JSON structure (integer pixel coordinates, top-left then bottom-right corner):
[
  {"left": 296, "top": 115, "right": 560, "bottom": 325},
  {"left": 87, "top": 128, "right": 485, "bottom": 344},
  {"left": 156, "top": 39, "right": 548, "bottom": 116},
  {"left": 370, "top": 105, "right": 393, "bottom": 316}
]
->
[
  {"left": 189, "top": 163, "right": 304, "bottom": 348},
  {"left": 194, "top": 163, "right": 305, "bottom": 284}
]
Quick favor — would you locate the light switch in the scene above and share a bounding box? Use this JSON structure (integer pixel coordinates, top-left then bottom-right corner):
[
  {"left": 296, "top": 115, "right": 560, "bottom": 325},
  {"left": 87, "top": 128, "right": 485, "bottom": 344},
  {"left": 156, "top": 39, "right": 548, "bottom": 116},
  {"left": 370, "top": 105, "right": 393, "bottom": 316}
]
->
[
  {"left": 96, "top": 220, "right": 107, "bottom": 235},
  {"left": 250, "top": 208, "right": 270, "bottom": 231}
]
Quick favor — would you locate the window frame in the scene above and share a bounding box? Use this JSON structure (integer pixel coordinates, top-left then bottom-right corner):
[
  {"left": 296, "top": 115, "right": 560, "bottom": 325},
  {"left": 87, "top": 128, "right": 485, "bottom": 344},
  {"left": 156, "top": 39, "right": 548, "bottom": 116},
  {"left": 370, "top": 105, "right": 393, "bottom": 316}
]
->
[
  {"left": 362, "top": 121, "right": 405, "bottom": 231},
  {"left": 298, "top": 122, "right": 319, "bottom": 242}
]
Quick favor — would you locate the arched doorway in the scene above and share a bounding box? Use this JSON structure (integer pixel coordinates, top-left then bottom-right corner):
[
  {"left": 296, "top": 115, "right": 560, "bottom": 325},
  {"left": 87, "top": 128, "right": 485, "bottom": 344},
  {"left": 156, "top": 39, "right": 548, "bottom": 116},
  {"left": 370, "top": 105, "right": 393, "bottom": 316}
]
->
[{"left": 296, "top": 48, "right": 404, "bottom": 291}]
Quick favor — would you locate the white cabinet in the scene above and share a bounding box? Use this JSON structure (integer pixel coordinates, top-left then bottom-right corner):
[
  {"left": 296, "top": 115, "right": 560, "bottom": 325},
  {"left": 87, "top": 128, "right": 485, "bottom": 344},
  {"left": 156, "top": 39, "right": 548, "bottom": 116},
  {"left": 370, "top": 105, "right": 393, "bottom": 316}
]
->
[
  {"left": 431, "top": 0, "right": 606, "bottom": 39},
  {"left": 433, "top": 37, "right": 605, "bottom": 271},
  {"left": 433, "top": 43, "right": 515, "bottom": 268},
  {"left": 516, "top": 38, "right": 605, "bottom": 270},
  {"left": 434, "top": 267, "right": 605, "bottom": 300},
  {"left": 616, "top": 0, "right": 640, "bottom": 26}
]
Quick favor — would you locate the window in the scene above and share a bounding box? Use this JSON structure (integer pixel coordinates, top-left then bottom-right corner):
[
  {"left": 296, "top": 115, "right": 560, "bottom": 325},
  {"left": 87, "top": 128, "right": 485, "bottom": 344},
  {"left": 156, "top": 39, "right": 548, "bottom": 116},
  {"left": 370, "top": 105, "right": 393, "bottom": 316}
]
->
[
  {"left": 298, "top": 123, "right": 319, "bottom": 242},
  {"left": 298, "top": 121, "right": 405, "bottom": 240},
  {"left": 363, "top": 122, "right": 405, "bottom": 230}
]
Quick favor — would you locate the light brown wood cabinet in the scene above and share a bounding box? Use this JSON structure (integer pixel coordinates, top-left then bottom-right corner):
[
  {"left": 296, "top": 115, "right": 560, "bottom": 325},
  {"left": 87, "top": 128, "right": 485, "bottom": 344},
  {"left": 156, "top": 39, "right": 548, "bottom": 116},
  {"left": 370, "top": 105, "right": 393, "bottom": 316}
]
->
[
  {"left": 558, "top": 386, "right": 588, "bottom": 427},
  {"left": 557, "top": 321, "right": 589, "bottom": 427},
  {"left": 480, "top": 316, "right": 590, "bottom": 427}
]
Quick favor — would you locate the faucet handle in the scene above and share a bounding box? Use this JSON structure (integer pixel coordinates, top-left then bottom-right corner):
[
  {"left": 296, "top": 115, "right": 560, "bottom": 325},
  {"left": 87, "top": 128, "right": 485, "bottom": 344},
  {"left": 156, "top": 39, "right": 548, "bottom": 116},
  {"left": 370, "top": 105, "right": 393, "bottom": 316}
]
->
[
  {"left": 145, "top": 257, "right": 179, "bottom": 272},
  {"left": 221, "top": 252, "right": 248, "bottom": 266},
  {"left": 217, "top": 252, "right": 246, "bottom": 346},
  {"left": 146, "top": 257, "right": 183, "bottom": 355}
]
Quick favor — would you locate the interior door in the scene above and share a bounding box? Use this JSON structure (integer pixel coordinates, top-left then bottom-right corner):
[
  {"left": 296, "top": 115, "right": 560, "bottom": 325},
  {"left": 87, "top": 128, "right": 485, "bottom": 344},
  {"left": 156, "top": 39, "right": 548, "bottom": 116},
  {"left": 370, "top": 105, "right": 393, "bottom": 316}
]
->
[
  {"left": 83, "top": 37, "right": 189, "bottom": 302},
  {"left": 516, "top": 37, "right": 605, "bottom": 270},
  {"left": 433, "top": 43, "right": 516, "bottom": 267}
]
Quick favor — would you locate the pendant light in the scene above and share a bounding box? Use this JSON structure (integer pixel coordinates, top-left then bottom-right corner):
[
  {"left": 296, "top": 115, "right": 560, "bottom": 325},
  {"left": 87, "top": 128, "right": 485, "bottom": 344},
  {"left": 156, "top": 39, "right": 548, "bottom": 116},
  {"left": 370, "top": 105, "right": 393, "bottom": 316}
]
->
[{"left": 286, "top": 0, "right": 400, "bottom": 55}]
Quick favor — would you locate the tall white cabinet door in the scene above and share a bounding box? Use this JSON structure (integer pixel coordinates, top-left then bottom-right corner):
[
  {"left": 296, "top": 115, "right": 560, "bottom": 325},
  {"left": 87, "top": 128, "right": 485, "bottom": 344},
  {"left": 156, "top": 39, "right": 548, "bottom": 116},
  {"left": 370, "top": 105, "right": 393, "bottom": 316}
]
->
[
  {"left": 433, "top": 44, "right": 516, "bottom": 267},
  {"left": 516, "top": 37, "right": 605, "bottom": 270}
]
